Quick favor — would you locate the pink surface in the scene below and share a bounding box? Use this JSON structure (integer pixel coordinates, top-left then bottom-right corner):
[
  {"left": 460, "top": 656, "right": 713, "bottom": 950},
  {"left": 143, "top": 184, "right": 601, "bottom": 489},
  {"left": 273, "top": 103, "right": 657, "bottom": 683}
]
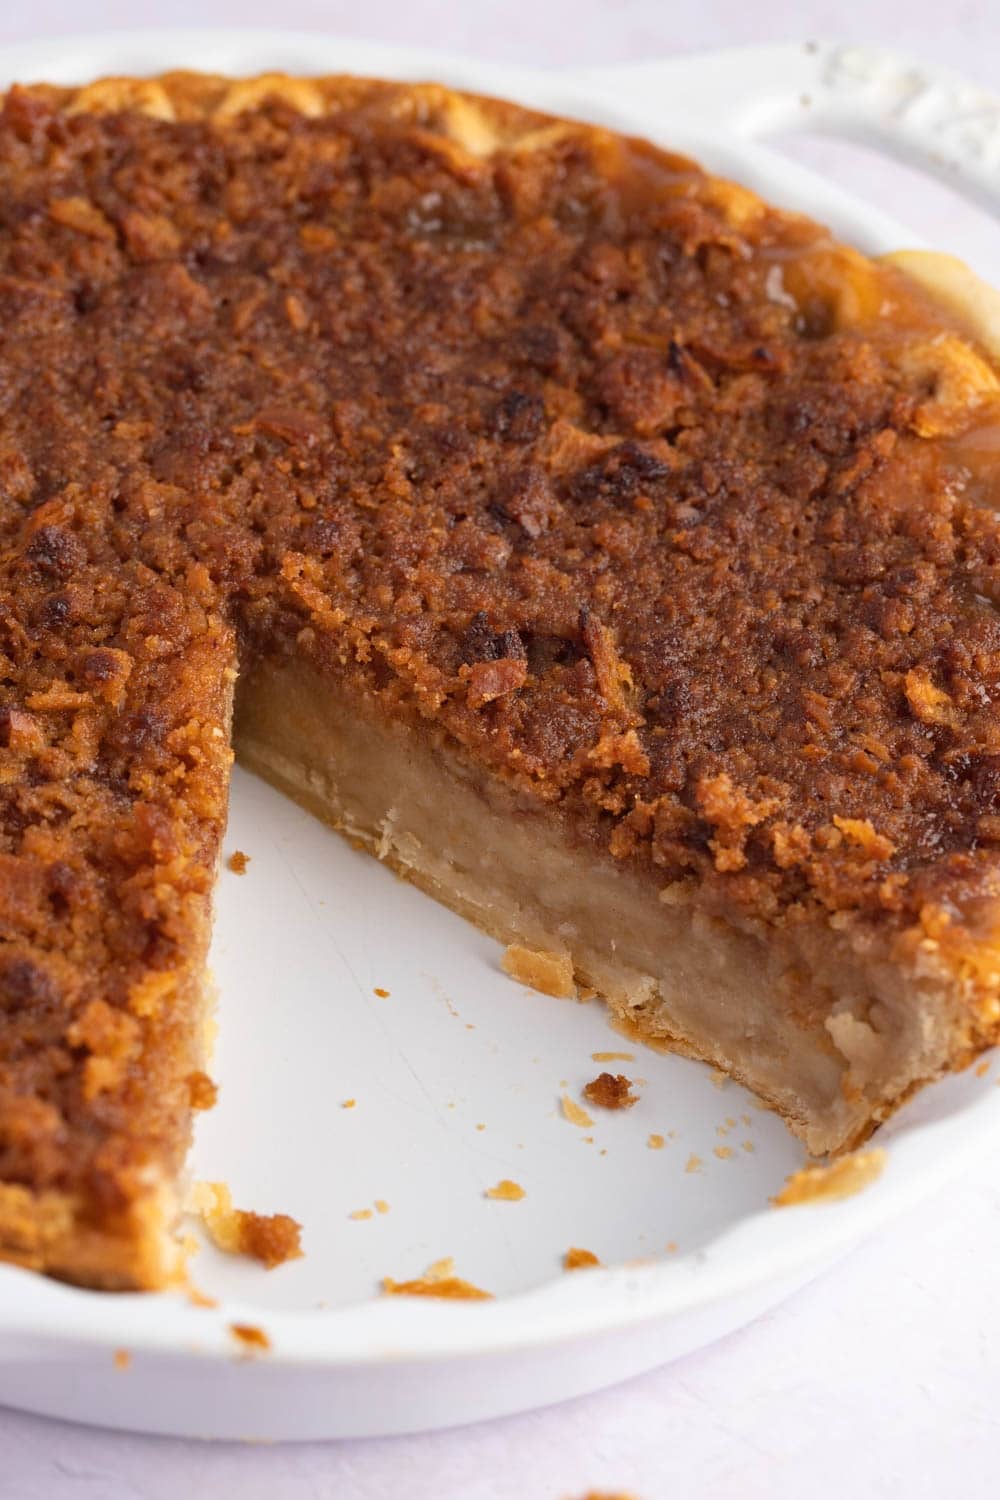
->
[{"left": 2, "top": 4, "right": 999, "bottom": 1495}]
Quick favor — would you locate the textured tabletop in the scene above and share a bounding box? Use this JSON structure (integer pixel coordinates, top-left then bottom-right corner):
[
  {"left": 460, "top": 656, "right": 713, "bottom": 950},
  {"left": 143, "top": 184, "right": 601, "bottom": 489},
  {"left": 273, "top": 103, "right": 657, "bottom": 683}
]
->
[{"left": 1, "top": 3, "right": 999, "bottom": 1497}]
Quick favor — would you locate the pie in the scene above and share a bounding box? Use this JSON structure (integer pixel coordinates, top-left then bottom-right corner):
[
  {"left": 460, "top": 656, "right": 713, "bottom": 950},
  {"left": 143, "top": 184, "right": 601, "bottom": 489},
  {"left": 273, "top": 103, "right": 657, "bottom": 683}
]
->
[{"left": 2, "top": 69, "right": 1000, "bottom": 1290}]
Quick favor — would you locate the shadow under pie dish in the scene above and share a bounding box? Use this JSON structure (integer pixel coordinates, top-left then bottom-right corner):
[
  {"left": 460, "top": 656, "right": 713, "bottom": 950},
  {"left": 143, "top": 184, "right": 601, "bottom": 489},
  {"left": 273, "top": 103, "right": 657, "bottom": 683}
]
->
[{"left": 0, "top": 70, "right": 999, "bottom": 1290}]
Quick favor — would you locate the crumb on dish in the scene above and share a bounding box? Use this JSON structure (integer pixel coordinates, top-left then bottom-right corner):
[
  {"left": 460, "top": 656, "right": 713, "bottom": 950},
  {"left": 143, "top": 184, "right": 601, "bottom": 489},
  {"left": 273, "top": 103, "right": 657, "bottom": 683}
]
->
[
  {"left": 501, "top": 943, "right": 575, "bottom": 999},
  {"left": 583, "top": 1072, "right": 638, "bottom": 1110},
  {"left": 685, "top": 1154, "right": 703, "bottom": 1173},
  {"left": 187, "top": 1284, "right": 219, "bottom": 1309},
  {"left": 647, "top": 1133, "right": 665, "bottom": 1150},
  {"left": 189, "top": 1181, "right": 303, "bottom": 1268},
  {"left": 563, "top": 1246, "right": 601, "bottom": 1270},
  {"left": 591, "top": 1051, "right": 634, "bottom": 1063},
  {"left": 230, "top": 1322, "right": 271, "bottom": 1354},
  {"left": 560, "top": 1093, "right": 593, "bottom": 1128},
  {"left": 226, "top": 850, "right": 250, "bottom": 874},
  {"left": 772, "top": 1149, "right": 887, "bottom": 1206},
  {"left": 485, "top": 1179, "right": 525, "bottom": 1201},
  {"left": 382, "top": 1256, "right": 492, "bottom": 1300},
  {"left": 113, "top": 1348, "right": 131, "bottom": 1370}
]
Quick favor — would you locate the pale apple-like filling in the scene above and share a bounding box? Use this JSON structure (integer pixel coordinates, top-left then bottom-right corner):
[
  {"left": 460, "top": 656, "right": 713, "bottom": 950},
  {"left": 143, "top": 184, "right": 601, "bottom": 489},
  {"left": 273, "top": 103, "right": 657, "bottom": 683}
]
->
[{"left": 235, "top": 657, "right": 969, "bottom": 1157}]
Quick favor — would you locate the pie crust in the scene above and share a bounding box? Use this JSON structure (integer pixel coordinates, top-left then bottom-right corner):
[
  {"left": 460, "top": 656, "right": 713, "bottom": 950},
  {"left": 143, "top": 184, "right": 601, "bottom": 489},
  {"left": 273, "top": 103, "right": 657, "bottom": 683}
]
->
[{"left": 1, "top": 71, "right": 1000, "bottom": 1287}]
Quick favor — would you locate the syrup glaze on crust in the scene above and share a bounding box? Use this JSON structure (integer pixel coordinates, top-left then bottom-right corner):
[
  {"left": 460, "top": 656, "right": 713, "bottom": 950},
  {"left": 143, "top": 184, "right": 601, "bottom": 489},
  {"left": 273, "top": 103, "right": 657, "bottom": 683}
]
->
[{"left": 1, "top": 72, "right": 1000, "bottom": 1282}]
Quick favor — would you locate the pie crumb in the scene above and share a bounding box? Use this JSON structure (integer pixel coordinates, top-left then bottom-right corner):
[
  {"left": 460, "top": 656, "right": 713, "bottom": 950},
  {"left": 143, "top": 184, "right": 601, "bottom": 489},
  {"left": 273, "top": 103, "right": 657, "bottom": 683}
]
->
[
  {"left": 564, "top": 1246, "right": 601, "bottom": 1270},
  {"left": 189, "top": 1181, "right": 303, "bottom": 1268},
  {"left": 647, "top": 1133, "right": 665, "bottom": 1150},
  {"left": 187, "top": 1070, "right": 218, "bottom": 1111},
  {"left": 375, "top": 1199, "right": 390, "bottom": 1214},
  {"left": 349, "top": 1208, "right": 374, "bottom": 1221},
  {"left": 485, "top": 1178, "right": 525, "bottom": 1201},
  {"left": 685, "top": 1154, "right": 703, "bottom": 1174},
  {"left": 591, "top": 1051, "right": 634, "bottom": 1063},
  {"left": 975, "top": 1059, "right": 990, "bottom": 1077},
  {"left": 342, "top": 1098, "right": 356, "bottom": 1109},
  {"left": 382, "top": 1256, "right": 492, "bottom": 1300},
  {"left": 501, "top": 943, "right": 575, "bottom": 998},
  {"left": 713, "top": 1145, "right": 734, "bottom": 1160},
  {"left": 113, "top": 1348, "right": 131, "bottom": 1371},
  {"left": 226, "top": 850, "right": 250, "bottom": 875},
  {"left": 772, "top": 1148, "right": 887, "bottom": 1206},
  {"left": 187, "top": 1284, "right": 218, "bottom": 1309},
  {"left": 560, "top": 1093, "right": 594, "bottom": 1128},
  {"left": 583, "top": 1072, "right": 638, "bottom": 1110},
  {"left": 373, "top": 987, "right": 391, "bottom": 998},
  {"left": 230, "top": 1322, "right": 271, "bottom": 1354}
]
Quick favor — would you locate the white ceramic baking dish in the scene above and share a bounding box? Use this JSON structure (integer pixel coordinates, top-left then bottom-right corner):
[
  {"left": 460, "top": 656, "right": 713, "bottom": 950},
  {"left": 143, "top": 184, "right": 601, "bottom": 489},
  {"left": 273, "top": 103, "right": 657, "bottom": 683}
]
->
[{"left": 0, "top": 29, "right": 998, "bottom": 1442}]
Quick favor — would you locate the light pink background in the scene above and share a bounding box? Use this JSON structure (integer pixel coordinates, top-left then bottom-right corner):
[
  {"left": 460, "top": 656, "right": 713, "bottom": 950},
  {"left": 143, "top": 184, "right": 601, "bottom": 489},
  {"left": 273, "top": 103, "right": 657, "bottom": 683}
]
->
[{"left": 1, "top": 4, "right": 999, "bottom": 1497}]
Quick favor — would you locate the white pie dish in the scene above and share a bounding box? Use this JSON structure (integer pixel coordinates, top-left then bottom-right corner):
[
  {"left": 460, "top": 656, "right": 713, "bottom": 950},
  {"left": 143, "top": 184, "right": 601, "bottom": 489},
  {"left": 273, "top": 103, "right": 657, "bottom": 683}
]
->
[{"left": 0, "top": 28, "right": 998, "bottom": 1442}]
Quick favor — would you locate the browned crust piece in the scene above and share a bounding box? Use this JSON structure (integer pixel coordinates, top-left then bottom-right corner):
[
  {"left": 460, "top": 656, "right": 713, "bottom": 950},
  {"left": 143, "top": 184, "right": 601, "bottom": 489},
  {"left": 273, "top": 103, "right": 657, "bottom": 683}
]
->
[{"left": 1, "top": 71, "right": 1000, "bottom": 1286}]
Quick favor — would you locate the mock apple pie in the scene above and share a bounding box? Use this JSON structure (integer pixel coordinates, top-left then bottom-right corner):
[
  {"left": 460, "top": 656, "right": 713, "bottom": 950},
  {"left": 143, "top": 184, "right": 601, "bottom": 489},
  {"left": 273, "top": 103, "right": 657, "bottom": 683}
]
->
[{"left": 1, "top": 70, "right": 999, "bottom": 1288}]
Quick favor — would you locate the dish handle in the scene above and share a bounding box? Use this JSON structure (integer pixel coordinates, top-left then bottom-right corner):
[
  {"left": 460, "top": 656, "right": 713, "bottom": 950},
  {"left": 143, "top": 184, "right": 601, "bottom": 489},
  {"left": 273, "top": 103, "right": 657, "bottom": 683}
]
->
[{"left": 575, "top": 41, "right": 1000, "bottom": 217}]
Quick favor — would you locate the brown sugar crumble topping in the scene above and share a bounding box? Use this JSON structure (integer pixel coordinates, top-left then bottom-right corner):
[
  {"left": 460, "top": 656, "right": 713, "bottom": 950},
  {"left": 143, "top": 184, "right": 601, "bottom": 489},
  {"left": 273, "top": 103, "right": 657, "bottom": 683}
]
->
[
  {"left": 226, "top": 850, "right": 250, "bottom": 875},
  {"left": 583, "top": 1072, "right": 639, "bottom": 1110},
  {"left": 0, "top": 68, "right": 999, "bottom": 1285}
]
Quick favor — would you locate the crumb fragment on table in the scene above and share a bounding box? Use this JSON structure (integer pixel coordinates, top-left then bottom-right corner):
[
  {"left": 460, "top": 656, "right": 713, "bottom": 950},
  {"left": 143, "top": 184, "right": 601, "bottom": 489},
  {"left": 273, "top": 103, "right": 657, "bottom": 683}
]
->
[
  {"left": 485, "top": 1179, "right": 525, "bottom": 1201},
  {"left": 382, "top": 1256, "right": 492, "bottom": 1301},
  {"left": 583, "top": 1072, "right": 638, "bottom": 1110},
  {"left": 113, "top": 1348, "right": 131, "bottom": 1370},
  {"left": 189, "top": 1181, "right": 303, "bottom": 1268}
]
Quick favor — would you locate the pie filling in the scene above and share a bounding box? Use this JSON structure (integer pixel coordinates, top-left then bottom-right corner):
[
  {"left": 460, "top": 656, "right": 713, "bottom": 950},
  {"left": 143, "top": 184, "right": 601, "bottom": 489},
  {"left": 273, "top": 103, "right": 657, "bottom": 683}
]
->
[
  {"left": 237, "top": 656, "right": 974, "bottom": 1160},
  {"left": 0, "top": 72, "right": 999, "bottom": 1288}
]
